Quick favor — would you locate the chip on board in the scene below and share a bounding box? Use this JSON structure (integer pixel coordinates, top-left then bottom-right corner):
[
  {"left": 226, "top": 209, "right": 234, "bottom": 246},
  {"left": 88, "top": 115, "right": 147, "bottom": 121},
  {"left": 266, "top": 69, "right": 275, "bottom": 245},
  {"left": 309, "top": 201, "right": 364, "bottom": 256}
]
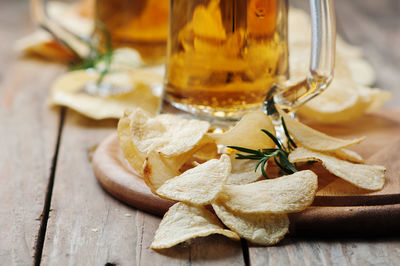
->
[
  {"left": 289, "top": 147, "right": 385, "bottom": 190},
  {"left": 143, "top": 151, "right": 181, "bottom": 193},
  {"left": 151, "top": 202, "right": 239, "bottom": 249},
  {"left": 280, "top": 111, "right": 365, "bottom": 151},
  {"left": 118, "top": 108, "right": 211, "bottom": 175},
  {"left": 210, "top": 111, "right": 276, "bottom": 150},
  {"left": 118, "top": 109, "right": 149, "bottom": 174},
  {"left": 330, "top": 148, "right": 364, "bottom": 164},
  {"left": 156, "top": 155, "right": 231, "bottom": 205},
  {"left": 217, "top": 170, "right": 318, "bottom": 214},
  {"left": 133, "top": 113, "right": 210, "bottom": 157},
  {"left": 226, "top": 153, "right": 263, "bottom": 185},
  {"left": 212, "top": 200, "right": 289, "bottom": 245}
]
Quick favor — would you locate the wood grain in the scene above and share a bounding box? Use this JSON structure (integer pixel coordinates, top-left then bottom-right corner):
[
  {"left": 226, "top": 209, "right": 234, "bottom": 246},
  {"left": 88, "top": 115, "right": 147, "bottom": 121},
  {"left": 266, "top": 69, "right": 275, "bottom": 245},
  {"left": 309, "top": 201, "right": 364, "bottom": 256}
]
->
[
  {"left": 249, "top": 237, "right": 400, "bottom": 266},
  {"left": 0, "top": 1, "right": 65, "bottom": 264},
  {"left": 41, "top": 111, "right": 244, "bottom": 265},
  {"left": 1, "top": 0, "right": 399, "bottom": 265}
]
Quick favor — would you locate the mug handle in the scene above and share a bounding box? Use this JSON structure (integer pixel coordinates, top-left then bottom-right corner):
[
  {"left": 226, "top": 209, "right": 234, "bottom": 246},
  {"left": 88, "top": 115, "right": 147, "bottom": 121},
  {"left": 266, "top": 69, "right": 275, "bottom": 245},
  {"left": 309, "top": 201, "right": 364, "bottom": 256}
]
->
[
  {"left": 265, "top": 0, "right": 336, "bottom": 115},
  {"left": 30, "top": 0, "right": 91, "bottom": 60}
]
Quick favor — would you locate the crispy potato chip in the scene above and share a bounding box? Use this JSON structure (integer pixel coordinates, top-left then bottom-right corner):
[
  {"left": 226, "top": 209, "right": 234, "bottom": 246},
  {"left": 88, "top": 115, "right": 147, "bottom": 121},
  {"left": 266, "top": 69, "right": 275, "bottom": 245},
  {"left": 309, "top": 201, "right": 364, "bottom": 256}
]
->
[
  {"left": 192, "top": 140, "right": 218, "bottom": 161},
  {"left": 217, "top": 170, "right": 318, "bottom": 214},
  {"left": 156, "top": 155, "right": 231, "bottom": 205},
  {"left": 227, "top": 153, "right": 262, "bottom": 185},
  {"left": 358, "top": 86, "right": 392, "bottom": 112},
  {"left": 121, "top": 108, "right": 210, "bottom": 157},
  {"left": 289, "top": 147, "right": 385, "bottom": 190},
  {"left": 210, "top": 111, "right": 276, "bottom": 150},
  {"left": 296, "top": 58, "right": 372, "bottom": 124},
  {"left": 143, "top": 151, "right": 181, "bottom": 193},
  {"left": 331, "top": 148, "right": 364, "bottom": 164},
  {"left": 142, "top": 137, "right": 216, "bottom": 193},
  {"left": 280, "top": 111, "right": 365, "bottom": 151},
  {"left": 347, "top": 58, "right": 376, "bottom": 87},
  {"left": 119, "top": 109, "right": 211, "bottom": 178},
  {"left": 15, "top": 31, "right": 77, "bottom": 62},
  {"left": 151, "top": 202, "right": 239, "bottom": 249},
  {"left": 212, "top": 200, "right": 289, "bottom": 245},
  {"left": 118, "top": 109, "right": 150, "bottom": 174},
  {"left": 49, "top": 70, "right": 160, "bottom": 119}
]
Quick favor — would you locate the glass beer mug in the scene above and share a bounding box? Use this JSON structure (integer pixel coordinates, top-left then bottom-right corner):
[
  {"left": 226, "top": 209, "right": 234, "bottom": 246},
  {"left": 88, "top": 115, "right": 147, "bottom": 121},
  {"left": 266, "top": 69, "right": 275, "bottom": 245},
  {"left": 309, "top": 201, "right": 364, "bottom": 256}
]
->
[
  {"left": 31, "top": 0, "right": 169, "bottom": 65},
  {"left": 164, "top": 0, "right": 335, "bottom": 120}
]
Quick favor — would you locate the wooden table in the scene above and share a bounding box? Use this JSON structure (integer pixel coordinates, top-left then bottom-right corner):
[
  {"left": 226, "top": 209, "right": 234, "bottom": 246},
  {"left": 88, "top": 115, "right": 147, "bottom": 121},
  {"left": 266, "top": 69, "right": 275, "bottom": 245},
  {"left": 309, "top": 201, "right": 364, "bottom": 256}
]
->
[{"left": 1, "top": 0, "right": 399, "bottom": 265}]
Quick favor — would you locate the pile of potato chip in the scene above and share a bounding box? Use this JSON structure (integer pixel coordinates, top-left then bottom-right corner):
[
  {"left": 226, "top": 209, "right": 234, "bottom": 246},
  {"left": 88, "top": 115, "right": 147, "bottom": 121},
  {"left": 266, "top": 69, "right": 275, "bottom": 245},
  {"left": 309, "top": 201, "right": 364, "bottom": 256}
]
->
[{"left": 117, "top": 107, "right": 385, "bottom": 248}]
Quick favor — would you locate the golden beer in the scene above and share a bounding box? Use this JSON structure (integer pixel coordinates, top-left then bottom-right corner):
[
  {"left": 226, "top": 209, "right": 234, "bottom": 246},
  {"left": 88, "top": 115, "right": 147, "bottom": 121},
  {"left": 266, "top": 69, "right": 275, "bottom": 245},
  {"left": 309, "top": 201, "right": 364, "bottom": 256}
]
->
[
  {"left": 96, "top": 0, "right": 169, "bottom": 64},
  {"left": 165, "top": 0, "right": 289, "bottom": 118}
]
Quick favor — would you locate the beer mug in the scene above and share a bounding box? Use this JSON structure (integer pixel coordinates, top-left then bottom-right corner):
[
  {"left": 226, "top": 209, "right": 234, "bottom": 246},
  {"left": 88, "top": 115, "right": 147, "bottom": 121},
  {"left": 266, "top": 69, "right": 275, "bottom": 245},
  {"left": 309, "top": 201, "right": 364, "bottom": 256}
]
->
[
  {"left": 31, "top": 0, "right": 169, "bottom": 64},
  {"left": 164, "top": 0, "right": 335, "bottom": 120}
]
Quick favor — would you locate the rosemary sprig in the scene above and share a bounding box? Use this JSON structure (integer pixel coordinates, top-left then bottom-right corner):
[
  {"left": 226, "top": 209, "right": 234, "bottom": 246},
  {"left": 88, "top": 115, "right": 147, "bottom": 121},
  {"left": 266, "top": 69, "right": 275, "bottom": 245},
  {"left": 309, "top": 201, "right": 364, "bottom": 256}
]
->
[
  {"left": 228, "top": 117, "right": 297, "bottom": 179},
  {"left": 70, "top": 21, "right": 114, "bottom": 84}
]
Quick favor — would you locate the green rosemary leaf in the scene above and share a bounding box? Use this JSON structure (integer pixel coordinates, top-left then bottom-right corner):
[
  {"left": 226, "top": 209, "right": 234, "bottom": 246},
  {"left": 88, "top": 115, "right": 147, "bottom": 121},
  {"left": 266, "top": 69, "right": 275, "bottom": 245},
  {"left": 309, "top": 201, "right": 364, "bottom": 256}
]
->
[
  {"left": 261, "top": 159, "right": 269, "bottom": 179},
  {"left": 228, "top": 146, "right": 263, "bottom": 155},
  {"left": 235, "top": 154, "right": 264, "bottom": 160},
  {"left": 278, "top": 151, "right": 297, "bottom": 173},
  {"left": 254, "top": 159, "right": 264, "bottom": 173},
  {"left": 273, "top": 157, "right": 291, "bottom": 175},
  {"left": 281, "top": 117, "right": 297, "bottom": 150}
]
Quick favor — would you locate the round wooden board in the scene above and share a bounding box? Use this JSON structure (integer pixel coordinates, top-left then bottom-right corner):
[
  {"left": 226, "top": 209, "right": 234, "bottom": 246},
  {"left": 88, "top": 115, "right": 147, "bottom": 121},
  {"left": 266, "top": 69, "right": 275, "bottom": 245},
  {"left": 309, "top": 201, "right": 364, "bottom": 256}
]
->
[
  {"left": 93, "top": 110, "right": 400, "bottom": 236},
  {"left": 93, "top": 133, "right": 174, "bottom": 216}
]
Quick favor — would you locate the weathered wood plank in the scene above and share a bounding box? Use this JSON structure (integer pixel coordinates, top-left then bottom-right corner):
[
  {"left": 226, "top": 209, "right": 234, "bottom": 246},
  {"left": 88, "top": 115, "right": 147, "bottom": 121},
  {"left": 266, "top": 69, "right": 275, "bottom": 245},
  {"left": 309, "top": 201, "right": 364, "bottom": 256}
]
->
[
  {"left": 0, "top": 1, "right": 65, "bottom": 265},
  {"left": 41, "top": 111, "right": 244, "bottom": 265},
  {"left": 249, "top": 237, "right": 400, "bottom": 266}
]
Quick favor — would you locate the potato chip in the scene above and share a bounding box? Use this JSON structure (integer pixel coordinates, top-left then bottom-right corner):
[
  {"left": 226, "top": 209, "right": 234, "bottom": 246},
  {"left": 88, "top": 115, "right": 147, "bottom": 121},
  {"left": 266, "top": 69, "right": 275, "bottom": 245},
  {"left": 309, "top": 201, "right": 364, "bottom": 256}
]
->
[
  {"left": 331, "top": 148, "right": 364, "bottom": 164},
  {"left": 119, "top": 109, "right": 210, "bottom": 178},
  {"left": 192, "top": 140, "right": 218, "bottom": 161},
  {"left": 295, "top": 57, "right": 373, "bottom": 124},
  {"left": 347, "top": 58, "right": 376, "bottom": 87},
  {"left": 118, "top": 109, "right": 149, "bottom": 174},
  {"left": 226, "top": 153, "right": 262, "bottom": 185},
  {"left": 143, "top": 137, "right": 216, "bottom": 193},
  {"left": 156, "top": 155, "right": 231, "bottom": 205},
  {"left": 143, "top": 151, "right": 181, "bottom": 193},
  {"left": 15, "top": 31, "right": 76, "bottom": 62},
  {"left": 121, "top": 109, "right": 210, "bottom": 157},
  {"left": 210, "top": 111, "right": 276, "bottom": 150},
  {"left": 49, "top": 70, "right": 160, "bottom": 119},
  {"left": 212, "top": 200, "right": 289, "bottom": 245},
  {"left": 151, "top": 202, "right": 239, "bottom": 249},
  {"left": 289, "top": 147, "right": 385, "bottom": 190},
  {"left": 358, "top": 86, "right": 392, "bottom": 112},
  {"left": 280, "top": 111, "right": 365, "bottom": 151},
  {"left": 217, "top": 170, "right": 318, "bottom": 214}
]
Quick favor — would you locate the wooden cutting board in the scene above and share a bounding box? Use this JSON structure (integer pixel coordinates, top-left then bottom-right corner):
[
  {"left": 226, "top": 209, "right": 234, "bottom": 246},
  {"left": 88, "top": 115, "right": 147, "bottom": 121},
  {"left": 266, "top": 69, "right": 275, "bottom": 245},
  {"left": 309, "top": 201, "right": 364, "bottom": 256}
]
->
[{"left": 92, "top": 110, "right": 400, "bottom": 236}]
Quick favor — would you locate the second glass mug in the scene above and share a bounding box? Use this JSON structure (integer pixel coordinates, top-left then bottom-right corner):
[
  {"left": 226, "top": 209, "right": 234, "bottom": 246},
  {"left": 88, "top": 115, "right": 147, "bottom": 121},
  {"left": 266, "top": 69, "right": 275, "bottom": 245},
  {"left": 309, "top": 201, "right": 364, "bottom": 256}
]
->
[
  {"left": 32, "top": 0, "right": 169, "bottom": 65},
  {"left": 163, "top": 0, "right": 335, "bottom": 120}
]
